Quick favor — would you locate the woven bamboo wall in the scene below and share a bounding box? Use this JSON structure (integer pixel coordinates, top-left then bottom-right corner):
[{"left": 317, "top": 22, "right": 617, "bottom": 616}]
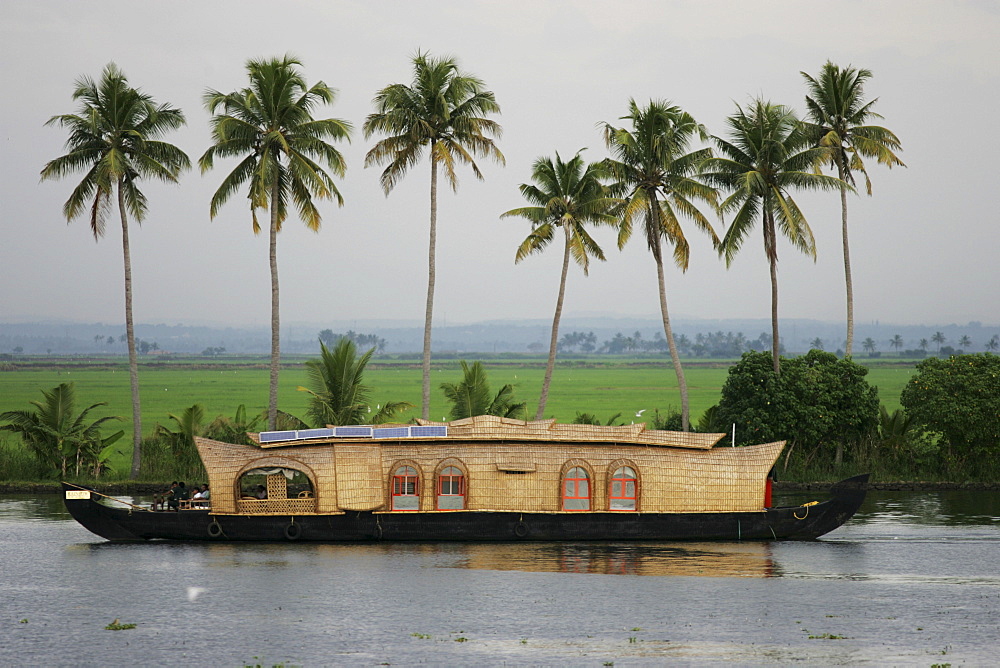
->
[
  {"left": 334, "top": 443, "right": 384, "bottom": 511},
  {"left": 194, "top": 437, "right": 337, "bottom": 514},
  {"left": 376, "top": 440, "right": 782, "bottom": 513},
  {"left": 198, "top": 424, "right": 783, "bottom": 515}
]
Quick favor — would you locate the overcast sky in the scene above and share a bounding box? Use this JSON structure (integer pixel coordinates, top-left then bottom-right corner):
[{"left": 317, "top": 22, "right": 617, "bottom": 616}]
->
[{"left": 2, "top": 1, "right": 998, "bottom": 331}]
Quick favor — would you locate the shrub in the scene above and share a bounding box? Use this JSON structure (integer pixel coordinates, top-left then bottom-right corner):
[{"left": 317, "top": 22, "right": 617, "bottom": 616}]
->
[
  {"left": 0, "top": 437, "right": 52, "bottom": 481},
  {"left": 900, "top": 354, "right": 1000, "bottom": 476},
  {"left": 716, "top": 350, "right": 879, "bottom": 472},
  {"left": 138, "top": 433, "right": 206, "bottom": 482}
]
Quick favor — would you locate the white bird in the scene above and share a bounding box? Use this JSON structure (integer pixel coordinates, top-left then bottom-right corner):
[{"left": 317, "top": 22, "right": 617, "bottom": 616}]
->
[
  {"left": 186, "top": 587, "right": 206, "bottom": 602},
  {"left": 635, "top": 410, "right": 646, "bottom": 417}
]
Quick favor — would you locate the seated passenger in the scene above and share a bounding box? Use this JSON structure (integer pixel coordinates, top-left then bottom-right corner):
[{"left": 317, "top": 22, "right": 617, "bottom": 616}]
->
[
  {"left": 192, "top": 484, "right": 210, "bottom": 508},
  {"left": 255, "top": 484, "right": 267, "bottom": 500},
  {"left": 170, "top": 482, "right": 190, "bottom": 510},
  {"left": 155, "top": 482, "right": 177, "bottom": 511}
]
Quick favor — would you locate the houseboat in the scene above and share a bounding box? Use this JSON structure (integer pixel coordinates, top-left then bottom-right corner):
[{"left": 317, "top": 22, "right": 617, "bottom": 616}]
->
[{"left": 62, "top": 415, "right": 868, "bottom": 542}]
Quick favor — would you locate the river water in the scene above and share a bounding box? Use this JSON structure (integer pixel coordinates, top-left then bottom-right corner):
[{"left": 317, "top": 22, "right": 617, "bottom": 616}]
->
[{"left": 1, "top": 490, "right": 998, "bottom": 666}]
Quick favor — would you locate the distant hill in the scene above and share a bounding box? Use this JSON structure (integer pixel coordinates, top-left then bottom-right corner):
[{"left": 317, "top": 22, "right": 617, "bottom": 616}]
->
[{"left": 0, "top": 317, "right": 997, "bottom": 356}]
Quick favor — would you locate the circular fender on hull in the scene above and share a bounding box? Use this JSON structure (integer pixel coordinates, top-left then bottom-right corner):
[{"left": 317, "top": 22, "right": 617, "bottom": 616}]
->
[
  {"left": 284, "top": 522, "right": 302, "bottom": 541},
  {"left": 207, "top": 520, "right": 224, "bottom": 538},
  {"left": 514, "top": 521, "right": 529, "bottom": 538}
]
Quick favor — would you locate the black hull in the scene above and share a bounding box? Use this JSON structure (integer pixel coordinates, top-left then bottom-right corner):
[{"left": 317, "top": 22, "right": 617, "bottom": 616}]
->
[{"left": 61, "top": 474, "right": 868, "bottom": 543}]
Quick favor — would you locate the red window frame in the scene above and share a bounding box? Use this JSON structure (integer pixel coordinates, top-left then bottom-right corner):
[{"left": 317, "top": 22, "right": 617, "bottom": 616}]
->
[
  {"left": 392, "top": 466, "right": 420, "bottom": 511},
  {"left": 608, "top": 466, "right": 637, "bottom": 511},
  {"left": 562, "top": 466, "right": 590, "bottom": 511},
  {"left": 437, "top": 466, "right": 465, "bottom": 510}
]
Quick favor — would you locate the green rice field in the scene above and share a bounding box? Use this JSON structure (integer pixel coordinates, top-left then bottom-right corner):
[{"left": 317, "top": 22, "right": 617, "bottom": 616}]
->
[{"left": 0, "top": 356, "right": 916, "bottom": 443}]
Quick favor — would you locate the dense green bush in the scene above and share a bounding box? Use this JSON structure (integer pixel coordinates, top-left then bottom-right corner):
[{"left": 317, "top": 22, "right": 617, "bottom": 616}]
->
[
  {"left": 715, "top": 350, "right": 879, "bottom": 472},
  {"left": 0, "top": 437, "right": 52, "bottom": 481},
  {"left": 900, "top": 354, "right": 1000, "bottom": 476},
  {"left": 137, "top": 433, "right": 206, "bottom": 482}
]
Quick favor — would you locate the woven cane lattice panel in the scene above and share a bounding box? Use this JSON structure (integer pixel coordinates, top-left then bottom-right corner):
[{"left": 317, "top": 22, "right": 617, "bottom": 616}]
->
[
  {"left": 236, "top": 498, "right": 317, "bottom": 515},
  {"left": 266, "top": 474, "right": 287, "bottom": 499}
]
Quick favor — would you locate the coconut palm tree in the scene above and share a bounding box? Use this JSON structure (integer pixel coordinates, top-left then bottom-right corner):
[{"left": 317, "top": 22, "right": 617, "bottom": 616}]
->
[
  {"left": 298, "top": 338, "right": 412, "bottom": 427},
  {"left": 363, "top": 51, "right": 504, "bottom": 421},
  {"left": 601, "top": 100, "right": 719, "bottom": 430},
  {"left": 502, "top": 152, "right": 617, "bottom": 419},
  {"left": 154, "top": 404, "right": 207, "bottom": 474},
  {"left": 959, "top": 335, "right": 972, "bottom": 350},
  {"left": 810, "top": 337, "right": 824, "bottom": 350},
  {"left": 986, "top": 335, "right": 999, "bottom": 353},
  {"left": 701, "top": 99, "right": 847, "bottom": 375},
  {"left": 440, "top": 361, "right": 525, "bottom": 421},
  {"left": 0, "top": 383, "right": 123, "bottom": 477},
  {"left": 41, "top": 63, "right": 189, "bottom": 478},
  {"left": 802, "top": 62, "right": 905, "bottom": 357},
  {"left": 932, "top": 331, "right": 946, "bottom": 354},
  {"left": 862, "top": 337, "right": 877, "bottom": 355},
  {"left": 200, "top": 55, "right": 351, "bottom": 430},
  {"left": 890, "top": 334, "right": 904, "bottom": 355}
]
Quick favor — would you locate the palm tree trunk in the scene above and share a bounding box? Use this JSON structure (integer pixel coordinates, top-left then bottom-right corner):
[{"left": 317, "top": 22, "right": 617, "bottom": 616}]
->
[
  {"left": 267, "top": 178, "right": 281, "bottom": 430},
  {"left": 650, "top": 224, "right": 690, "bottom": 431},
  {"left": 765, "top": 213, "right": 781, "bottom": 375},
  {"left": 422, "top": 150, "right": 438, "bottom": 420},
  {"left": 838, "top": 159, "right": 854, "bottom": 357},
  {"left": 119, "top": 182, "right": 143, "bottom": 479},
  {"left": 535, "top": 222, "right": 571, "bottom": 420}
]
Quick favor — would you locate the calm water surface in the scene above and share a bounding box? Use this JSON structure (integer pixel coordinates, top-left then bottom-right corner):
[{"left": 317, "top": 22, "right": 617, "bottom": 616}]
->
[{"left": 1, "top": 490, "right": 999, "bottom": 666}]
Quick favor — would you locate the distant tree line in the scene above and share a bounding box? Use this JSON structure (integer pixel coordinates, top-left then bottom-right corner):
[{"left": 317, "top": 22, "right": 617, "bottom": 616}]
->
[
  {"left": 558, "top": 330, "right": 780, "bottom": 357},
  {"left": 318, "top": 329, "right": 386, "bottom": 354}
]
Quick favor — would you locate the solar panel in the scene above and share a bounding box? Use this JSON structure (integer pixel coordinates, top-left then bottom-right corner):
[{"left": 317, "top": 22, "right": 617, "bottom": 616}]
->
[
  {"left": 334, "top": 426, "right": 373, "bottom": 438},
  {"left": 373, "top": 427, "right": 410, "bottom": 439},
  {"left": 297, "top": 428, "right": 334, "bottom": 440},
  {"left": 259, "top": 430, "right": 297, "bottom": 443},
  {"left": 410, "top": 425, "right": 448, "bottom": 438}
]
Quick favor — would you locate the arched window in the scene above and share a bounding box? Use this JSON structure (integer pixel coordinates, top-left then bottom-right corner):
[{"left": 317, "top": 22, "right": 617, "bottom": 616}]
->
[
  {"left": 437, "top": 465, "right": 466, "bottom": 510},
  {"left": 235, "top": 464, "right": 316, "bottom": 514},
  {"left": 609, "top": 466, "right": 638, "bottom": 511},
  {"left": 392, "top": 465, "right": 420, "bottom": 511},
  {"left": 562, "top": 466, "right": 590, "bottom": 511}
]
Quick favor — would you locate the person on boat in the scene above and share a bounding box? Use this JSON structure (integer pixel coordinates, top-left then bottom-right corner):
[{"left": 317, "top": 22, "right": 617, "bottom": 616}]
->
[
  {"left": 191, "top": 484, "right": 210, "bottom": 508},
  {"left": 255, "top": 484, "right": 267, "bottom": 499},
  {"left": 155, "top": 482, "right": 177, "bottom": 511},
  {"left": 169, "top": 482, "right": 190, "bottom": 510}
]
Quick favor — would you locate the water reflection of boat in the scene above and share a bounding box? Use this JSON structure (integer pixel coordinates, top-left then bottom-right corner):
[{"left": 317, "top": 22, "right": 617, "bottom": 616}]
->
[
  {"left": 62, "top": 415, "right": 868, "bottom": 543},
  {"left": 454, "top": 542, "right": 778, "bottom": 578}
]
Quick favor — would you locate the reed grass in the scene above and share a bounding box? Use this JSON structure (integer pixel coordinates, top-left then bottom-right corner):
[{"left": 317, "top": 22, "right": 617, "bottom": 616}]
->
[{"left": 0, "top": 436, "right": 51, "bottom": 481}]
